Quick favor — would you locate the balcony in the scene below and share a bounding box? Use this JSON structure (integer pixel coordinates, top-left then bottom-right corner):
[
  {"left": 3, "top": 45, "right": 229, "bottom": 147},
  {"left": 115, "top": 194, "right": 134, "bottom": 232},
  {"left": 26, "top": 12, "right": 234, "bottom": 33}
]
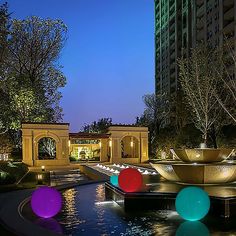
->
[
  {"left": 197, "top": 4, "right": 205, "bottom": 18},
  {"left": 169, "top": 22, "right": 175, "bottom": 33},
  {"left": 224, "top": 7, "right": 234, "bottom": 21},
  {"left": 197, "top": 30, "right": 205, "bottom": 41},
  {"left": 223, "top": 0, "right": 234, "bottom": 7},
  {"left": 197, "top": 17, "right": 204, "bottom": 30},
  {"left": 170, "top": 70, "right": 176, "bottom": 78},
  {"left": 223, "top": 21, "right": 235, "bottom": 35},
  {"left": 170, "top": 51, "right": 175, "bottom": 61},
  {"left": 196, "top": 0, "right": 204, "bottom": 7}
]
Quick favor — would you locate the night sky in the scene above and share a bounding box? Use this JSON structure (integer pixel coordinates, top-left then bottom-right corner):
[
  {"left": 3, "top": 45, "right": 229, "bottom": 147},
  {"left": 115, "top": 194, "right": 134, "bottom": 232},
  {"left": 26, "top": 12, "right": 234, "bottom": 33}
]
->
[{"left": 3, "top": 0, "right": 155, "bottom": 131}]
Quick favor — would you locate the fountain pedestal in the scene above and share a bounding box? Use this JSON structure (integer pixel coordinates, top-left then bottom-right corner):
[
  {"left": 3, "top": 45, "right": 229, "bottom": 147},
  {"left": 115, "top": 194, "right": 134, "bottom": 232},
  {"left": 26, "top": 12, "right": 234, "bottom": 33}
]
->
[{"left": 151, "top": 148, "right": 235, "bottom": 184}]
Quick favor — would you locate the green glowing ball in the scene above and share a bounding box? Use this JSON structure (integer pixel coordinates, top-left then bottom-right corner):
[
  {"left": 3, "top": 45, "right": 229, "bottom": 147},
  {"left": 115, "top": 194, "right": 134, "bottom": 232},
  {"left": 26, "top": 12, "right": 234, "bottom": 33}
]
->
[
  {"left": 175, "top": 187, "right": 210, "bottom": 221},
  {"left": 176, "top": 221, "right": 209, "bottom": 236},
  {"left": 110, "top": 175, "right": 119, "bottom": 186}
]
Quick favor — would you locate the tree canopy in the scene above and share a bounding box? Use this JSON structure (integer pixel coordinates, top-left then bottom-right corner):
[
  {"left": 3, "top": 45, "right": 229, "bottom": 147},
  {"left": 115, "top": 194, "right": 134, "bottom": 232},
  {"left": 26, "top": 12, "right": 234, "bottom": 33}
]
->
[
  {"left": 177, "top": 44, "right": 228, "bottom": 146},
  {"left": 0, "top": 4, "right": 67, "bottom": 136},
  {"left": 81, "top": 118, "right": 113, "bottom": 133}
]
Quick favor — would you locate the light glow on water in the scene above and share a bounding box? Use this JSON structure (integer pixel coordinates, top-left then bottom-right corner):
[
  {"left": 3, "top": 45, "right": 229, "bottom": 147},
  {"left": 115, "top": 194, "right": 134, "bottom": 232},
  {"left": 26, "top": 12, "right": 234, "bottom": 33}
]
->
[
  {"left": 95, "top": 201, "right": 116, "bottom": 206},
  {"left": 35, "top": 183, "right": 235, "bottom": 236}
]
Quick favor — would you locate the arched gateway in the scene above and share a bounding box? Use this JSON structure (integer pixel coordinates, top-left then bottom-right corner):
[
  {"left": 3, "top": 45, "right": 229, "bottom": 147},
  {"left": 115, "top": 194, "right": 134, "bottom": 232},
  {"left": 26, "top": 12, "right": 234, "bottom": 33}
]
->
[
  {"left": 22, "top": 123, "right": 70, "bottom": 166},
  {"left": 22, "top": 123, "right": 148, "bottom": 166}
]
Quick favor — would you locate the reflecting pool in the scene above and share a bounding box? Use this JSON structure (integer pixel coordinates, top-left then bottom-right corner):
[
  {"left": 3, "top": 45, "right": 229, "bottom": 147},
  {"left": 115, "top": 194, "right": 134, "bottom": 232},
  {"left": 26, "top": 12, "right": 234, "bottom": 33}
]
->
[{"left": 54, "top": 183, "right": 236, "bottom": 236}]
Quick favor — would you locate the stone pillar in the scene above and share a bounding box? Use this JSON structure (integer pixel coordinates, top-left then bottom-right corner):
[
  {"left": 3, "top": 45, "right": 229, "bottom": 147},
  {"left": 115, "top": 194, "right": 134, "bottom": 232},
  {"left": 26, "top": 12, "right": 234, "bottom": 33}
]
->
[
  {"left": 100, "top": 139, "right": 108, "bottom": 162},
  {"left": 22, "top": 135, "right": 33, "bottom": 166},
  {"left": 111, "top": 138, "right": 121, "bottom": 163},
  {"left": 141, "top": 133, "right": 149, "bottom": 163}
]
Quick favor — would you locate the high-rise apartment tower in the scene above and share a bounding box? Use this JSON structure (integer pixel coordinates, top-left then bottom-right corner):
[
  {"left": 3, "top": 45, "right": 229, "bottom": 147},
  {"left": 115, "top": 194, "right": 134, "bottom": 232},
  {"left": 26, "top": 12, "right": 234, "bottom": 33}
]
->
[{"left": 154, "top": 0, "right": 236, "bottom": 95}]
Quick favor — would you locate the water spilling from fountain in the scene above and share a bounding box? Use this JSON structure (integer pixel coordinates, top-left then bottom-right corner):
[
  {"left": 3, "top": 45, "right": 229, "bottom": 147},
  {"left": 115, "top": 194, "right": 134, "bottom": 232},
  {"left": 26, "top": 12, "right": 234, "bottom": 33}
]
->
[{"left": 151, "top": 148, "right": 235, "bottom": 184}]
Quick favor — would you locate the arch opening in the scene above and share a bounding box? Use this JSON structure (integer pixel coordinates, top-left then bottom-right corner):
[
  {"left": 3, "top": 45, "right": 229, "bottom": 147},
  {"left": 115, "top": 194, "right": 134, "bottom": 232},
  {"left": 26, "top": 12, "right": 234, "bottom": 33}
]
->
[
  {"left": 38, "top": 137, "right": 56, "bottom": 160},
  {"left": 121, "top": 136, "right": 139, "bottom": 159}
]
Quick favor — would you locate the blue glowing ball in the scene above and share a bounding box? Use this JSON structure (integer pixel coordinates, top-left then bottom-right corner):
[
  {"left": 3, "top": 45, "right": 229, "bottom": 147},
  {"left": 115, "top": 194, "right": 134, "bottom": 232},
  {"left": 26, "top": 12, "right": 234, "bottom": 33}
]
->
[
  {"left": 110, "top": 175, "right": 119, "bottom": 186},
  {"left": 175, "top": 187, "right": 210, "bottom": 221},
  {"left": 176, "top": 221, "right": 210, "bottom": 236}
]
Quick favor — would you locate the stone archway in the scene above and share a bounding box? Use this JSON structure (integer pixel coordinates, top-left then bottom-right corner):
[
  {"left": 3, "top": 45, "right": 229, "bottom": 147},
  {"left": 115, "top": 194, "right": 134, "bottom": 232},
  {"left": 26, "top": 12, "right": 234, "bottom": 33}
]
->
[
  {"left": 121, "top": 136, "right": 139, "bottom": 159},
  {"left": 22, "top": 122, "right": 69, "bottom": 167},
  {"left": 38, "top": 137, "right": 56, "bottom": 160},
  {"left": 107, "top": 126, "right": 148, "bottom": 164}
]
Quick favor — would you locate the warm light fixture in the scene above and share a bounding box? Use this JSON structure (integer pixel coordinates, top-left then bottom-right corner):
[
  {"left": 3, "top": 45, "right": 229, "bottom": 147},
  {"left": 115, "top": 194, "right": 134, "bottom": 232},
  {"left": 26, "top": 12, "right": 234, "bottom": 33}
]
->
[
  {"left": 37, "top": 174, "right": 43, "bottom": 180},
  {"left": 130, "top": 141, "right": 134, "bottom": 147},
  {"left": 37, "top": 174, "right": 43, "bottom": 184},
  {"left": 41, "top": 166, "right": 45, "bottom": 172},
  {"left": 99, "top": 142, "right": 102, "bottom": 148},
  {"left": 109, "top": 140, "right": 112, "bottom": 147},
  {"left": 68, "top": 140, "right": 71, "bottom": 147}
]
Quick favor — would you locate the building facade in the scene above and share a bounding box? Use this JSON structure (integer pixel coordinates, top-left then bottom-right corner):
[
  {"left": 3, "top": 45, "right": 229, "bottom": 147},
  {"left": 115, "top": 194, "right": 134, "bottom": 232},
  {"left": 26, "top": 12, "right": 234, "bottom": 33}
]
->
[
  {"left": 154, "top": 0, "right": 236, "bottom": 96},
  {"left": 154, "top": 0, "right": 193, "bottom": 95}
]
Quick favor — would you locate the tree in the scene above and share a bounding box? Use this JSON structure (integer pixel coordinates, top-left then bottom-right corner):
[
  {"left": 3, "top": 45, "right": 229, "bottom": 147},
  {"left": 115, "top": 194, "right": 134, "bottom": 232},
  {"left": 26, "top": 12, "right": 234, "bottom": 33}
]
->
[
  {"left": 0, "top": 15, "right": 67, "bottom": 133},
  {"left": 136, "top": 93, "right": 170, "bottom": 157},
  {"left": 213, "top": 41, "right": 236, "bottom": 123},
  {"left": 0, "top": 3, "right": 10, "bottom": 134},
  {"left": 39, "top": 137, "right": 56, "bottom": 159},
  {"left": 177, "top": 44, "right": 227, "bottom": 146},
  {"left": 81, "top": 118, "right": 113, "bottom": 133}
]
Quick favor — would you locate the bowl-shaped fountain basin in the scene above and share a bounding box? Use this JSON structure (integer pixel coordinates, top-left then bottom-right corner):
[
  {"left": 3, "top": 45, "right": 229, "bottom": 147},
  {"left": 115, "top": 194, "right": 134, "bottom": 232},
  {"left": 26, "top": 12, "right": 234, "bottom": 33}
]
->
[
  {"left": 171, "top": 148, "right": 234, "bottom": 163},
  {"left": 151, "top": 161, "right": 236, "bottom": 184}
]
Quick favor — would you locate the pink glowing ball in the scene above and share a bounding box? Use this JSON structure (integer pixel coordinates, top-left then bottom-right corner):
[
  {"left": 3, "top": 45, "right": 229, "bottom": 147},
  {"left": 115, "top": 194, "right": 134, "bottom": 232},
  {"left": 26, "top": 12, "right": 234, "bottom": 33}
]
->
[{"left": 31, "top": 186, "right": 62, "bottom": 218}]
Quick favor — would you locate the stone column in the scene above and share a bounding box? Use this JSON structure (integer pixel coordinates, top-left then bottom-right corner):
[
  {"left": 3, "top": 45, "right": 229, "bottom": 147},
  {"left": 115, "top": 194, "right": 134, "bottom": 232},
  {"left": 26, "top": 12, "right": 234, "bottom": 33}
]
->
[
  {"left": 22, "top": 136, "right": 33, "bottom": 166},
  {"left": 141, "top": 133, "right": 149, "bottom": 163},
  {"left": 100, "top": 139, "right": 108, "bottom": 162},
  {"left": 111, "top": 138, "right": 121, "bottom": 163}
]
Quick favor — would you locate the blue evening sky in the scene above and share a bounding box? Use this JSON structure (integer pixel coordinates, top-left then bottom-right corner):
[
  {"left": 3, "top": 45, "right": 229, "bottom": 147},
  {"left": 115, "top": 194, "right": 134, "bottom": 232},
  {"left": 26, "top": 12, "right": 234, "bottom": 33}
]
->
[{"left": 3, "top": 0, "right": 155, "bottom": 131}]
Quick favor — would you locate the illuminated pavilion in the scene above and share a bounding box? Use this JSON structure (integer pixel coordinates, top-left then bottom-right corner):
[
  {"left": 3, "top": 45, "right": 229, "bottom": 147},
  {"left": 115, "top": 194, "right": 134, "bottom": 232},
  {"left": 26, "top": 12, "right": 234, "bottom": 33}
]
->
[{"left": 21, "top": 123, "right": 149, "bottom": 167}]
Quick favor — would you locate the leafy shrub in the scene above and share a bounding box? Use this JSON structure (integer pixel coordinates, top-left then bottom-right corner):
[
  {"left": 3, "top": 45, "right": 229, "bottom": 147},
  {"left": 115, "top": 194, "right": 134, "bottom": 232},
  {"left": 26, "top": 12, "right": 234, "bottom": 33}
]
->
[
  {"left": 10, "top": 148, "right": 23, "bottom": 161},
  {"left": 217, "top": 125, "right": 236, "bottom": 148},
  {"left": 69, "top": 156, "right": 77, "bottom": 162},
  {"left": 0, "top": 171, "right": 16, "bottom": 184},
  {"left": 0, "top": 162, "right": 28, "bottom": 184},
  {"left": 175, "top": 124, "right": 202, "bottom": 148}
]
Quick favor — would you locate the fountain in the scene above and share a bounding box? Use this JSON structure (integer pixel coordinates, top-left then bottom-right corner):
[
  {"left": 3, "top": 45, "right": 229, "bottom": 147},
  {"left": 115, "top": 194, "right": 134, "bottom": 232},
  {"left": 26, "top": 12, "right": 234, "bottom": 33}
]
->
[{"left": 151, "top": 148, "right": 235, "bottom": 184}]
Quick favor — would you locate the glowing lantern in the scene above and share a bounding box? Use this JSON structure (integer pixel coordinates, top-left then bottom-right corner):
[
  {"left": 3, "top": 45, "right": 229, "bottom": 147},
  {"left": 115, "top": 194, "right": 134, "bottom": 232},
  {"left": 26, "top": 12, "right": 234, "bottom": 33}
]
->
[
  {"left": 118, "top": 168, "right": 143, "bottom": 192},
  {"left": 31, "top": 186, "right": 62, "bottom": 218},
  {"left": 110, "top": 175, "right": 119, "bottom": 186},
  {"left": 176, "top": 221, "right": 209, "bottom": 236},
  {"left": 175, "top": 186, "right": 210, "bottom": 221}
]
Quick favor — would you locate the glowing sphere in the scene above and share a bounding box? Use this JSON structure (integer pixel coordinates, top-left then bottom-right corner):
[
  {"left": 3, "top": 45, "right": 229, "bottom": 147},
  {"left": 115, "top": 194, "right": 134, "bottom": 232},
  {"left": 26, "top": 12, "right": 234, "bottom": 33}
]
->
[
  {"left": 175, "top": 187, "right": 210, "bottom": 221},
  {"left": 31, "top": 186, "right": 62, "bottom": 218},
  {"left": 176, "top": 221, "right": 209, "bottom": 236},
  {"left": 110, "top": 175, "right": 119, "bottom": 186},
  {"left": 118, "top": 168, "right": 143, "bottom": 192}
]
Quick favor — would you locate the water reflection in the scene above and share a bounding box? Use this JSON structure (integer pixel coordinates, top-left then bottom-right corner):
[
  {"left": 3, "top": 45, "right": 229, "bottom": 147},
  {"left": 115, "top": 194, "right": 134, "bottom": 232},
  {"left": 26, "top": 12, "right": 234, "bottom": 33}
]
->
[
  {"left": 52, "top": 184, "right": 218, "bottom": 235},
  {"left": 176, "top": 221, "right": 209, "bottom": 236},
  {"left": 95, "top": 184, "right": 108, "bottom": 235},
  {"left": 55, "top": 184, "right": 179, "bottom": 235},
  {"left": 61, "top": 188, "right": 86, "bottom": 227},
  {"left": 35, "top": 218, "right": 63, "bottom": 234}
]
